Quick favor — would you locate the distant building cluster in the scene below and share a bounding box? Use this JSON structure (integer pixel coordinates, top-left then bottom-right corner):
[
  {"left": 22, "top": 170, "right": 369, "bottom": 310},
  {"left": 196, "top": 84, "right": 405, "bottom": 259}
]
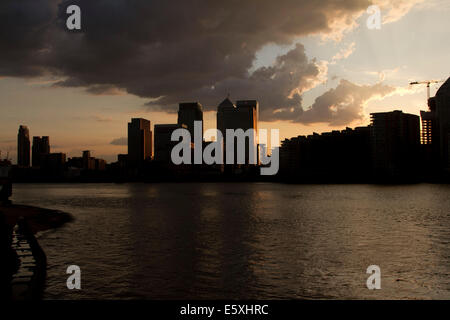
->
[
  {"left": 14, "top": 126, "right": 107, "bottom": 180},
  {"left": 279, "top": 78, "right": 450, "bottom": 181},
  {"left": 113, "top": 98, "right": 261, "bottom": 178},
  {"left": 11, "top": 96, "right": 262, "bottom": 181},
  {"left": 280, "top": 126, "right": 372, "bottom": 180},
  {"left": 7, "top": 77, "right": 450, "bottom": 182}
]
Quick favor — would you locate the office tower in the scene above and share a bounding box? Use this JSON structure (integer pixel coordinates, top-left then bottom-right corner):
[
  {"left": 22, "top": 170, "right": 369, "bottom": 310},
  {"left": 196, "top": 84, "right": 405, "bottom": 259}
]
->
[
  {"left": 32, "top": 136, "right": 50, "bottom": 167},
  {"left": 17, "top": 125, "right": 30, "bottom": 167},
  {"left": 435, "top": 77, "right": 450, "bottom": 170},
  {"left": 154, "top": 124, "right": 186, "bottom": 163},
  {"left": 117, "top": 154, "right": 128, "bottom": 168},
  {"left": 178, "top": 102, "right": 203, "bottom": 140},
  {"left": 420, "top": 100, "right": 436, "bottom": 145},
  {"left": 128, "top": 118, "right": 152, "bottom": 167},
  {"left": 217, "top": 97, "right": 236, "bottom": 139},
  {"left": 235, "top": 100, "right": 258, "bottom": 133},
  {"left": 82, "top": 150, "right": 95, "bottom": 170},
  {"left": 217, "top": 97, "right": 237, "bottom": 166},
  {"left": 420, "top": 97, "right": 440, "bottom": 168},
  {"left": 217, "top": 97, "right": 258, "bottom": 165},
  {"left": 236, "top": 100, "right": 258, "bottom": 164},
  {"left": 370, "top": 110, "right": 420, "bottom": 176}
]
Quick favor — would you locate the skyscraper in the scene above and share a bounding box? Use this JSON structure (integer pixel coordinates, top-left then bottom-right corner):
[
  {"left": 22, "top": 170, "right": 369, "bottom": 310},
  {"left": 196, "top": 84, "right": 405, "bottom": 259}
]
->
[
  {"left": 17, "top": 125, "right": 30, "bottom": 167},
  {"left": 420, "top": 97, "right": 440, "bottom": 169},
  {"left": 217, "top": 97, "right": 237, "bottom": 139},
  {"left": 216, "top": 97, "right": 258, "bottom": 165},
  {"left": 128, "top": 118, "right": 152, "bottom": 167},
  {"left": 235, "top": 100, "right": 258, "bottom": 134},
  {"left": 154, "top": 124, "right": 186, "bottom": 163},
  {"left": 435, "top": 77, "right": 450, "bottom": 170},
  {"left": 178, "top": 102, "right": 203, "bottom": 139},
  {"left": 370, "top": 110, "right": 420, "bottom": 176},
  {"left": 32, "top": 136, "right": 50, "bottom": 167},
  {"left": 82, "top": 150, "right": 95, "bottom": 170}
]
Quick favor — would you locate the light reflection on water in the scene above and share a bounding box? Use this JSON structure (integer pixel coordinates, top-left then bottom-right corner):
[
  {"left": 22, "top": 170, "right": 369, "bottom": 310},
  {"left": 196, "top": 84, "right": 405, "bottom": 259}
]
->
[{"left": 11, "top": 183, "right": 450, "bottom": 299}]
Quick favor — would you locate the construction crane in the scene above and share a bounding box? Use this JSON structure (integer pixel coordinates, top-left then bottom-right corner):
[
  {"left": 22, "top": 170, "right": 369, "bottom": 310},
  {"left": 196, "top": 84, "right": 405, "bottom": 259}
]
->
[{"left": 409, "top": 80, "right": 443, "bottom": 100}]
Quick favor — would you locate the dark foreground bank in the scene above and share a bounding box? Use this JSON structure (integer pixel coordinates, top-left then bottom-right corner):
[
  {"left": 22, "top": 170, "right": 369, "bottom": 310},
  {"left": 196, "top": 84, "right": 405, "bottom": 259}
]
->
[{"left": 0, "top": 204, "right": 72, "bottom": 300}]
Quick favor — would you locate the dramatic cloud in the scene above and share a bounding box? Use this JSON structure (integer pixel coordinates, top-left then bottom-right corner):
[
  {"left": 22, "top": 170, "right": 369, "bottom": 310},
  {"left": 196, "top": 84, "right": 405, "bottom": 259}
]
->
[
  {"left": 375, "top": 0, "right": 426, "bottom": 24},
  {"left": 0, "top": 0, "right": 421, "bottom": 125},
  {"left": 296, "top": 80, "right": 395, "bottom": 125},
  {"left": 147, "top": 43, "right": 328, "bottom": 121}
]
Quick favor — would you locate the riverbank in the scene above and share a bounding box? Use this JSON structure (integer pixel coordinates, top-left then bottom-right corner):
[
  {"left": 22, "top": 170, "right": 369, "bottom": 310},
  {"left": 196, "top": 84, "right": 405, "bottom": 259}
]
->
[
  {"left": 1, "top": 203, "right": 73, "bottom": 234},
  {"left": 1, "top": 203, "right": 72, "bottom": 300}
]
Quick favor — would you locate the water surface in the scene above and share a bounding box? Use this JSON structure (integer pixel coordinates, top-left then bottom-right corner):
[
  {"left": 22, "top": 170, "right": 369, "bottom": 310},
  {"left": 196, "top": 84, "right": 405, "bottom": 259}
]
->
[{"left": 11, "top": 183, "right": 450, "bottom": 299}]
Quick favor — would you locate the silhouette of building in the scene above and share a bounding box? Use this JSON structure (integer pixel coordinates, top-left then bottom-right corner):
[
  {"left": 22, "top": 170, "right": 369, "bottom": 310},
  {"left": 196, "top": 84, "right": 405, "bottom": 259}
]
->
[
  {"left": 235, "top": 100, "right": 259, "bottom": 132},
  {"left": 420, "top": 97, "right": 440, "bottom": 170},
  {"left": 82, "top": 150, "right": 95, "bottom": 170},
  {"left": 32, "top": 136, "right": 50, "bottom": 167},
  {"left": 280, "top": 126, "right": 371, "bottom": 180},
  {"left": 42, "top": 152, "right": 66, "bottom": 175},
  {"left": 67, "top": 156, "right": 83, "bottom": 169},
  {"left": 117, "top": 154, "right": 128, "bottom": 168},
  {"left": 128, "top": 118, "right": 152, "bottom": 167},
  {"left": 178, "top": 102, "right": 203, "bottom": 140},
  {"left": 435, "top": 77, "right": 450, "bottom": 170},
  {"left": 67, "top": 151, "right": 106, "bottom": 172},
  {"left": 154, "top": 124, "right": 187, "bottom": 164},
  {"left": 371, "top": 110, "right": 420, "bottom": 176},
  {"left": 217, "top": 97, "right": 236, "bottom": 138},
  {"left": 95, "top": 158, "right": 106, "bottom": 171},
  {"left": 17, "top": 125, "right": 30, "bottom": 167},
  {"left": 216, "top": 98, "right": 258, "bottom": 165}
]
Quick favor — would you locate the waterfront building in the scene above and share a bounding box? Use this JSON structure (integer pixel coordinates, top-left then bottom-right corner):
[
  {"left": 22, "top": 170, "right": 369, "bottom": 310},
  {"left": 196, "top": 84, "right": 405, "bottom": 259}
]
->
[
  {"left": 154, "top": 124, "right": 186, "bottom": 163},
  {"left": 17, "top": 125, "right": 30, "bottom": 167},
  {"left": 42, "top": 152, "right": 66, "bottom": 175},
  {"left": 216, "top": 97, "right": 258, "bottom": 165},
  {"left": 32, "top": 136, "right": 50, "bottom": 167},
  {"left": 128, "top": 118, "right": 152, "bottom": 167},
  {"left": 178, "top": 102, "right": 203, "bottom": 140},
  {"left": 370, "top": 110, "right": 420, "bottom": 176},
  {"left": 82, "top": 150, "right": 95, "bottom": 170},
  {"left": 420, "top": 97, "right": 440, "bottom": 169},
  {"left": 279, "top": 126, "right": 371, "bottom": 179},
  {"left": 435, "top": 77, "right": 450, "bottom": 170}
]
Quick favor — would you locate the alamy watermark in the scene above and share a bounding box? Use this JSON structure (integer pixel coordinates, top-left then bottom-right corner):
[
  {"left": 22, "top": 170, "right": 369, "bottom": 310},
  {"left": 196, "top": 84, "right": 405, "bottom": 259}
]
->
[
  {"left": 66, "top": 4, "right": 382, "bottom": 32},
  {"left": 66, "top": 5, "right": 81, "bottom": 30},
  {"left": 366, "top": 265, "right": 381, "bottom": 290},
  {"left": 366, "top": 5, "right": 381, "bottom": 30},
  {"left": 170, "top": 121, "right": 279, "bottom": 176},
  {"left": 66, "top": 265, "right": 81, "bottom": 290}
]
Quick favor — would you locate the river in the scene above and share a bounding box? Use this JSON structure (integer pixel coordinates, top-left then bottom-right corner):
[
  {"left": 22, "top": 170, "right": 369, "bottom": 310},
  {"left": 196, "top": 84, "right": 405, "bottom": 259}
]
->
[{"left": 11, "top": 182, "right": 450, "bottom": 299}]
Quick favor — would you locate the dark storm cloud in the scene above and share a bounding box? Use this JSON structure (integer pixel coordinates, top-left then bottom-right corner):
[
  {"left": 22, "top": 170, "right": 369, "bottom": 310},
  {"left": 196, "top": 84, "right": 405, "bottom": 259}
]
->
[
  {"left": 0, "top": 0, "right": 56, "bottom": 76},
  {"left": 146, "top": 43, "right": 323, "bottom": 120},
  {"left": 1, "top": 0, "right": 387, "bottom": 124}
]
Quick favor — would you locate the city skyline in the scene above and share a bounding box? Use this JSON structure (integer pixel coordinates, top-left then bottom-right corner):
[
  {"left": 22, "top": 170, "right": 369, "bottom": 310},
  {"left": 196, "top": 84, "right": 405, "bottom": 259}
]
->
[
  {"left": 8, "top": 81, "right": 450, "bottom": 178},
  {"left": 4, "top": 81, "right": 450, "bottom": 170},
  {"left": 1, "top": 1, "right": 450, "bottom": 163}
]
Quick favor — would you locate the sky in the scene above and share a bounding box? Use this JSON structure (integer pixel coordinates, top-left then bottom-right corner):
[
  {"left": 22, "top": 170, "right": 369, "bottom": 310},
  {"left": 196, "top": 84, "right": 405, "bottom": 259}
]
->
[{"left": 1, "top": 0, "right": 449, "bottom": 163}]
